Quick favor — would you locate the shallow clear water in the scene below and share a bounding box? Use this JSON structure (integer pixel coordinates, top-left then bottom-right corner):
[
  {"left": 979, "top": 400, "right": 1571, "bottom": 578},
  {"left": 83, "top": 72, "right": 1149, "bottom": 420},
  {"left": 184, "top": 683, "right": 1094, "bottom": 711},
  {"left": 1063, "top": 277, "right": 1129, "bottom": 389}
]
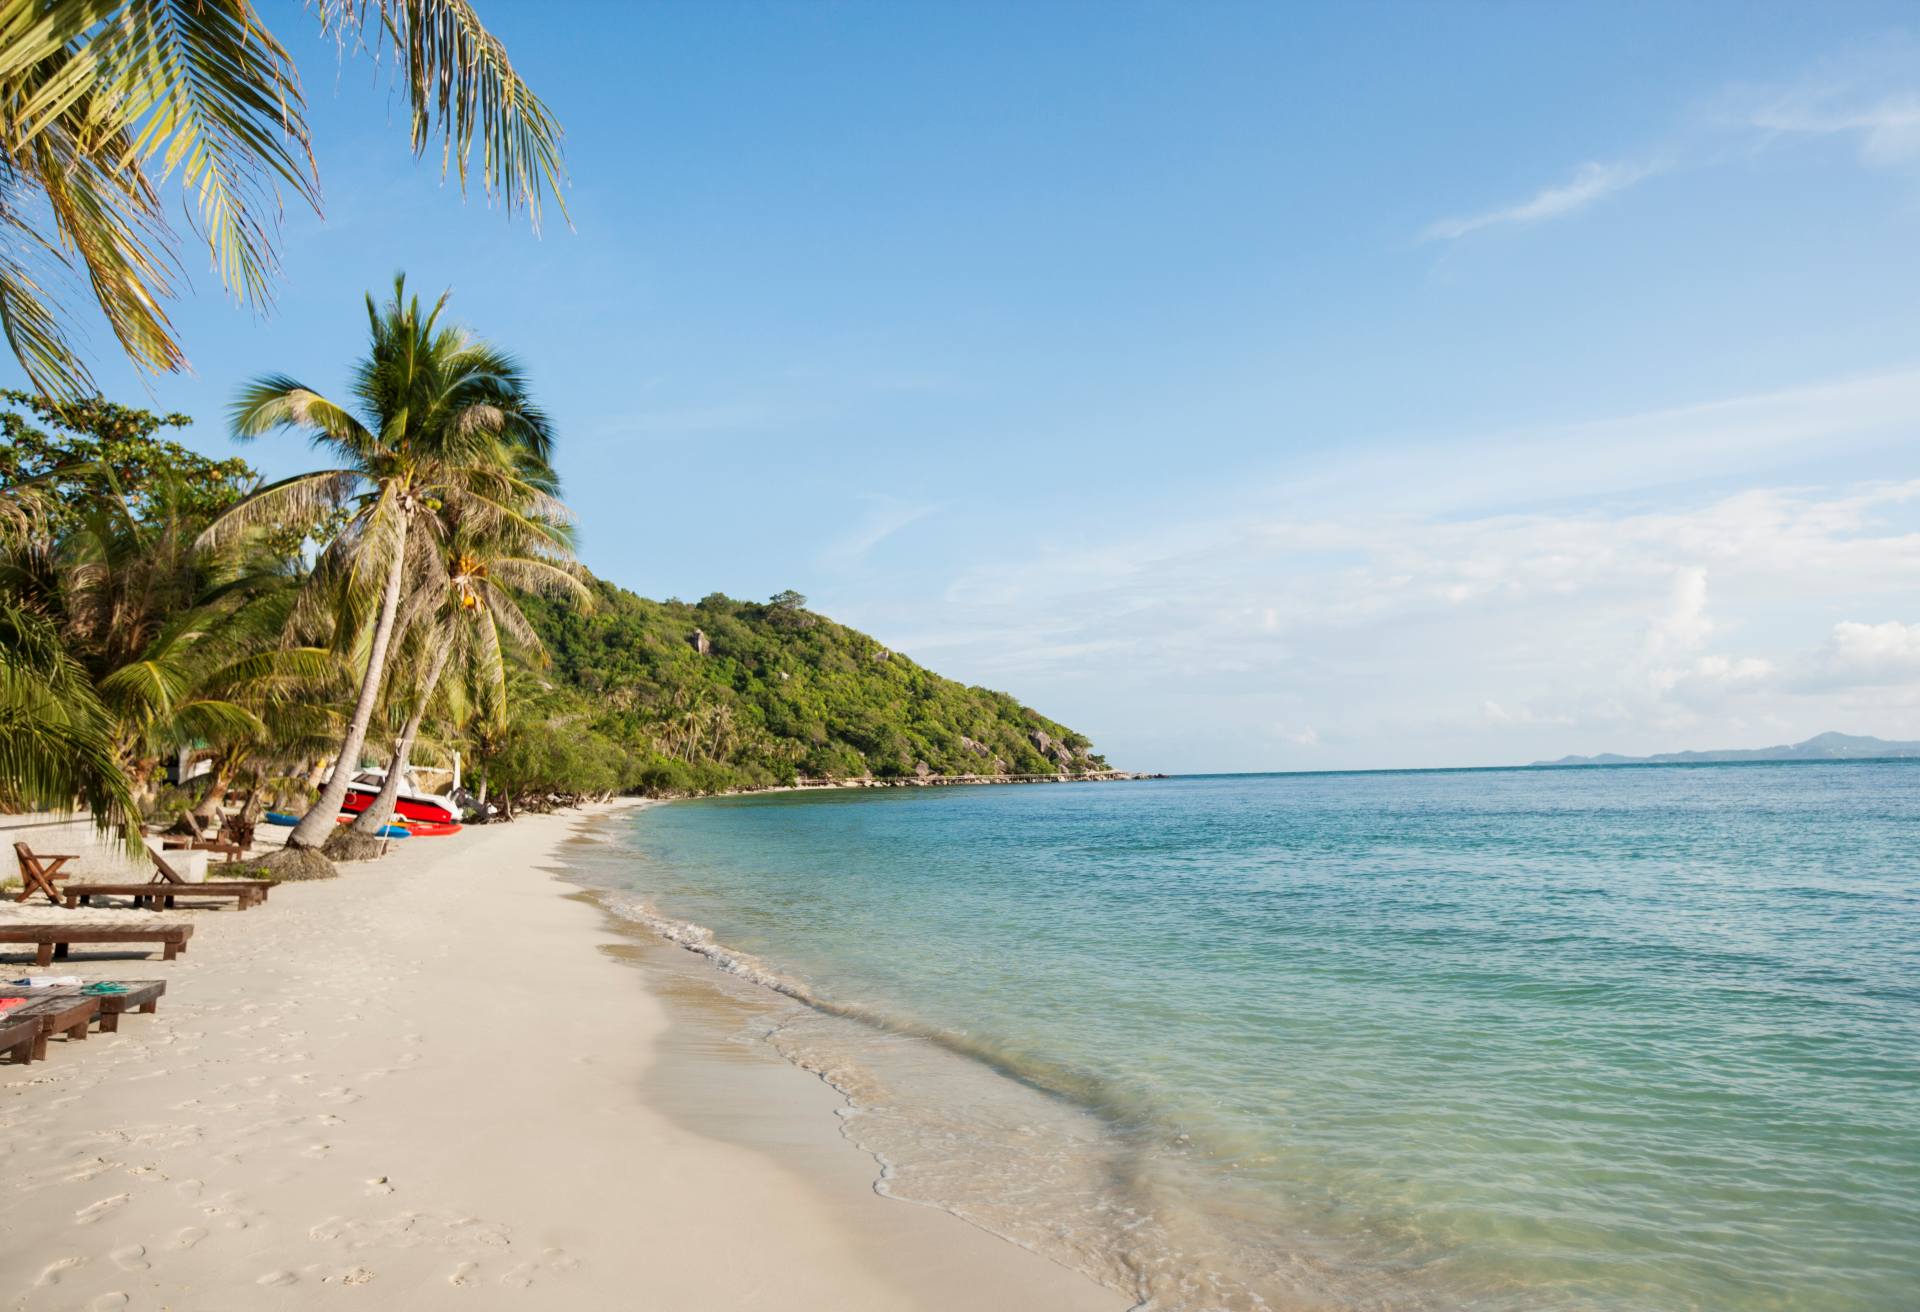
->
[{"left": 573, "top": 765, "right": 1920, "bottom": 1311}]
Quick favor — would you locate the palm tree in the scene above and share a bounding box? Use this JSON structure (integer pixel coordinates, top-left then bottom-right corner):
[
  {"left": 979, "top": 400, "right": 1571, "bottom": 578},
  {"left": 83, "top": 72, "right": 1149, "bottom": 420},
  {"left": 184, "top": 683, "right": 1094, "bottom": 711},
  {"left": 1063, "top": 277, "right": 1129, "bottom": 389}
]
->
[
  {"left": 0, "top": 587, "right": 134, "bottom": 832},
  {"left": 0, "top": 1, "right": 565, "bottom": 397},
  {"left": 201, "top": 276, "right": 562, "bottom": 850},
  {"left": 9, "top": 473, "right": 332, "bottom": 802},
  {"left": 349, "top": 520, "right": 587, "bottom": 833},
  {"left": 1, "top": 465, "right": 320, "bottom": 840}
]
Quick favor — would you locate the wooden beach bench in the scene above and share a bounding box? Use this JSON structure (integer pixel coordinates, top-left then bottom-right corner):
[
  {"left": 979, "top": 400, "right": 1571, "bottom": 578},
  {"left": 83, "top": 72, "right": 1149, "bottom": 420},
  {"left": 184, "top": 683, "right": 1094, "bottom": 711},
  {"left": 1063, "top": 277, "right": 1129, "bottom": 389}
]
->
[
  {"left": 0, "top": 991, "right": 101, "bottom": 1063},
  {"left": 0, "top": 980, "right": 166, "bottom": 1035},
  {"left": 0, "top": 1008, "right": 41, "bottom": 1064},
  {"left": 84, "top": 979, "right": 166, "bottom": 1032},
  {"left": 0, "top": 923, "right": 193, "bottom": 967},
  {"left": 60, "top": 845, "right": 271, "bottom": 911}
]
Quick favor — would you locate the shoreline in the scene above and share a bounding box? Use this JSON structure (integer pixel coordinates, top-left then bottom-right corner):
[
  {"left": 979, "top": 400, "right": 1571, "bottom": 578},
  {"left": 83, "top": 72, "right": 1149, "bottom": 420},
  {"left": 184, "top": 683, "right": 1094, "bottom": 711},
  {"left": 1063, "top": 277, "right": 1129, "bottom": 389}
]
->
[{"left": 0, "top": 805, "right": 1125, "bottom": 1310}]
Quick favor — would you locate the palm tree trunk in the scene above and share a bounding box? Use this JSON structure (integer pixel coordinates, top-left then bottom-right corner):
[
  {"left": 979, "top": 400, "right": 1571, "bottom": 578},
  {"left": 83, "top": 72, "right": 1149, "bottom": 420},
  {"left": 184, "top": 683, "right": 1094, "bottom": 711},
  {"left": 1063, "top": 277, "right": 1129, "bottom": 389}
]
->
[
  {"left": 350, "top": 641, "right": 452, "bottom": 834},
  {"left": 288, "top": 513, "right": 409, "bottom": 849},
  {"left": 190, "top": 754, "right": 238, "bottom": 822}
]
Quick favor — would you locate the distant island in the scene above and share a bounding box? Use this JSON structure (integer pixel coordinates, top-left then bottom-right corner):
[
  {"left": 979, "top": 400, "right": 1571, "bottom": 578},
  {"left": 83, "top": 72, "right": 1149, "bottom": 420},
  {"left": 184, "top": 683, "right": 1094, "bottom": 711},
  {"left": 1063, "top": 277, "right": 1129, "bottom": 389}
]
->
[{"left": 1532, "top": 731, "right": 1920, "bottom": 767}]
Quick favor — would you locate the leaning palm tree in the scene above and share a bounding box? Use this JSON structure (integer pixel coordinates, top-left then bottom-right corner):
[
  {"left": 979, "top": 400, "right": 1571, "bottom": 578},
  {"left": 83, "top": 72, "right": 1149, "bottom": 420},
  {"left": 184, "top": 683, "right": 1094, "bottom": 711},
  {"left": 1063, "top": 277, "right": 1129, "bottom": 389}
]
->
[
  {"left": 201, "top": 276, "right": 562, "bottom": 850},
  {"left": 0, "top": 1, "right": 566, "bottom": 397},
  {"left": 349, "top": 515, "right": 586, "bottom": 834}
]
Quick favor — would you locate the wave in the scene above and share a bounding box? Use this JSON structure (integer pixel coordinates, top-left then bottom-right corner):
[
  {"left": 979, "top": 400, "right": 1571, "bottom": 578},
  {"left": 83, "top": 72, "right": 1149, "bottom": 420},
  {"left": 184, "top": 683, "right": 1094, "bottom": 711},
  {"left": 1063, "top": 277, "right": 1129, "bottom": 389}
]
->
[{"left": 593, "top": 888, "right": 1446, "bottom": 1312}]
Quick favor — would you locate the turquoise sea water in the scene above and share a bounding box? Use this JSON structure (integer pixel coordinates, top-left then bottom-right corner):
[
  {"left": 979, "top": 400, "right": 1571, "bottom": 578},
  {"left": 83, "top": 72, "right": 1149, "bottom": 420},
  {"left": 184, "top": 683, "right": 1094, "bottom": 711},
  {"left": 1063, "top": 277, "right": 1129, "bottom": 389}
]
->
[{"left": 572, "top": 764, "right": 1919, "bottom": 1310}]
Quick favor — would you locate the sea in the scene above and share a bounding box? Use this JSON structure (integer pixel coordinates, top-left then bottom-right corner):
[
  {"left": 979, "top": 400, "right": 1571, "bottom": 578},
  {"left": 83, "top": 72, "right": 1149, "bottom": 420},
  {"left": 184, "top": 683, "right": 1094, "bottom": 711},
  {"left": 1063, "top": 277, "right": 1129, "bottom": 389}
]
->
[{"left": 561, "top": 763, "right": 1919, "bottom": 1311}]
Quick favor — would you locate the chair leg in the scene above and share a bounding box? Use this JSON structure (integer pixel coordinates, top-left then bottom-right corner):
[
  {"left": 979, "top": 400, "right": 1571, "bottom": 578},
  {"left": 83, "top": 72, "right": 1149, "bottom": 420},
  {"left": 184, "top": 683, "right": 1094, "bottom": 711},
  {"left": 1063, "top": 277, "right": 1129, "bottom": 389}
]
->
[
  {"left": 99, "top": 1011, "right": 119, "bottom": 1033},
  {"left": 31, "top": 1030, "right": 48, "bottom": 1061},
  {"left": 7, "top": 1038, "right": 30, "bottom": 1065},
  {"left": 35, "top": 942, "right": 53, "bottom": 967}
]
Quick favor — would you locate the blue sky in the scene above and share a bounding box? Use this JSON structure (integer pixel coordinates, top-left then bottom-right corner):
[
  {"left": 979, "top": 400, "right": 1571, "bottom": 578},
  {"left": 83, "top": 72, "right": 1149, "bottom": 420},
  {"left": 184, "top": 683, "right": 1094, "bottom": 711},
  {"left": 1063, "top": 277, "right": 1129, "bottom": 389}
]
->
[{"left": 17, "top": 1, "right": 1920, "bottom": 771}]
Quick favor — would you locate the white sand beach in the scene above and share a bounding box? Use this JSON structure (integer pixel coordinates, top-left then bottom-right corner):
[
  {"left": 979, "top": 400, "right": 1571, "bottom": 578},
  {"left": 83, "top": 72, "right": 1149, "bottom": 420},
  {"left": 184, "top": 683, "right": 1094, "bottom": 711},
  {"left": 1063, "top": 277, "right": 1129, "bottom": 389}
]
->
[{"left": 0, "top": 806, "right": 1125, "bottom": 1311}]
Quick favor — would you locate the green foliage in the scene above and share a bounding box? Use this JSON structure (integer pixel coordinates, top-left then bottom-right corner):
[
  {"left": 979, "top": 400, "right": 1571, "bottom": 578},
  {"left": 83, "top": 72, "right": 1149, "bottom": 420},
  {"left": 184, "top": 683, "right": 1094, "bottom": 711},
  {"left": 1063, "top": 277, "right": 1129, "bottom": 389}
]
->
[
  {"left": 0, "top": 390, "right": 346, "bottom": 550},
  {"left": 502, "top": 577, "right": 1108, "bottom": 799},
  {"left": 0, "top": 390, "right": 245, "bottom": 533}
]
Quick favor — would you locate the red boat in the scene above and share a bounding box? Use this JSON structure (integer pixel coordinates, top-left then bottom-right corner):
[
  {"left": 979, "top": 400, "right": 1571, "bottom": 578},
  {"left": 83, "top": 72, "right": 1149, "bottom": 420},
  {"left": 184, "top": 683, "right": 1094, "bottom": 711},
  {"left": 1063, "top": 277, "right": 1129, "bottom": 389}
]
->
[{"left": 338, "top": 767, "right": 459, "bottom": 825}]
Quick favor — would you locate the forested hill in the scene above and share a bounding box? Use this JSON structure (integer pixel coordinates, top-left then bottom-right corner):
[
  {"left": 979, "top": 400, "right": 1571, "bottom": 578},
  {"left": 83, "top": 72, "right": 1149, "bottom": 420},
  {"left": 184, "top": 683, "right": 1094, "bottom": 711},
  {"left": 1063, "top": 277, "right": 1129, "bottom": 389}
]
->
[{"left": 513, "top": 579, "right": 1109, "bottom": 795}]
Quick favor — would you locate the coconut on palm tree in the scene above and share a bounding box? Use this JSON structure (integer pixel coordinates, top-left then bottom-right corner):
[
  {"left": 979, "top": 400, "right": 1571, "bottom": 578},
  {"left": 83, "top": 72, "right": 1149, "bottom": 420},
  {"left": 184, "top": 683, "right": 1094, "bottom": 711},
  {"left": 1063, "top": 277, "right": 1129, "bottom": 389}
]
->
[{"left": 202, "top": 276, "right": 565, "bottom": 851}]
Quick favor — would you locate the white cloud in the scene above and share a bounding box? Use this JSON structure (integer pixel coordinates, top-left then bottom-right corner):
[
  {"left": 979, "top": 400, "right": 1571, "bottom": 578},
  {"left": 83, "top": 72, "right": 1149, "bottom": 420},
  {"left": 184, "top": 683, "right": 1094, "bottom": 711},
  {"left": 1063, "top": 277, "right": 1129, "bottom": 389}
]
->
[
  {"left": 1421, "top": 160, "right": 1656, "bottom": 241},
  {"left": 1277, "top": 726, "right": 1320, "bottom": 747},
  {"left": 1271, "top": 367, "right": 1920, "bottom": 521},
  {"left": 816, "top": 496, "right": 936, "bottom": 570},
  {"left": 1795, "top": 620, "right": 1920, "bottom": 690},
  {"left": 867, "top": 475, "right": 1920, "bottom": 770},
  {"left": 1418, "top": 51, "right": 1920, "bottom": 246},
  {"left": 1751, "top": 91, "right": 1920, "bottom": 166},
  {"left": 1484, "top": 701, "right": 1573, "bottom": 727},
  {"left": 1646, "top": 566, "right": 1713, "bottom": 661}
]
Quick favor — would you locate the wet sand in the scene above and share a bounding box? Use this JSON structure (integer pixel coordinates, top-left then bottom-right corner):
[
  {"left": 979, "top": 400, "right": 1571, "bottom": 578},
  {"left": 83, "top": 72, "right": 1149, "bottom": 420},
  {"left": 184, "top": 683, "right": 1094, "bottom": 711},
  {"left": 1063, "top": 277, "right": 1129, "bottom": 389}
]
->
[{"left": 0, "top": 804, "right": 1125, "bottom": 1311}]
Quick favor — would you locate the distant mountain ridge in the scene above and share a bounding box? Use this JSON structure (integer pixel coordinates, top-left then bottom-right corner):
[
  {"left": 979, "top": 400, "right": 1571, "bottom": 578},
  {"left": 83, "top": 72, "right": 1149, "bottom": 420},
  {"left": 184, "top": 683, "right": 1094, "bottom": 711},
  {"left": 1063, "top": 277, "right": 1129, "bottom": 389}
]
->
[{"left": 1532, "top": 731, "right": 1920, "bottom": 767}]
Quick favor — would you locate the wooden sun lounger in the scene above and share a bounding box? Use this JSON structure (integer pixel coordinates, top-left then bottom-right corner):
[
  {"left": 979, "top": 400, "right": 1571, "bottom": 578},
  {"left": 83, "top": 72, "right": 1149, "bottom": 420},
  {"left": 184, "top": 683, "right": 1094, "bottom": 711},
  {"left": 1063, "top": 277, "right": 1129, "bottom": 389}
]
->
[
  {"left": 83, "top": 979, "right": 166, "bottom": 1032},
  {"left": 0, "top": 980, "right": 165, "bottom": 1038},
  {"left": 158, "top": 813, "right": 247, "bottom": 861},
  {"left": 0, "top": 992, "right": 101, "bottom": 1063},
  {"left": 0, "top": 1010, "right": 40, "bottom": 1064},
  {"left": 62, "top": 844, "right": 271, "bottom": 911},
  {"left": 0, "top": 923, "right": 193, "bottom": 967},
  {"left": 63, "top": 883, "right": 264, "bottom": 910}
]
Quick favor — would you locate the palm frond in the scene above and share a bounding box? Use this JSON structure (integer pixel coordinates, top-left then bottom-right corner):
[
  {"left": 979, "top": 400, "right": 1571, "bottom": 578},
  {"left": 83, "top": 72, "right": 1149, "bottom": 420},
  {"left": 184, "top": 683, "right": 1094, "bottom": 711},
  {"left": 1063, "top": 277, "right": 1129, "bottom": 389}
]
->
[
  {"left": 313, "top": 0, "right": 568, "bottom": 230},
  {"left": 196, "top": 468, "right": 361, "bottom": 552},
  {"left": 0, "top": 589, "right": 135, "bottom": 835}
]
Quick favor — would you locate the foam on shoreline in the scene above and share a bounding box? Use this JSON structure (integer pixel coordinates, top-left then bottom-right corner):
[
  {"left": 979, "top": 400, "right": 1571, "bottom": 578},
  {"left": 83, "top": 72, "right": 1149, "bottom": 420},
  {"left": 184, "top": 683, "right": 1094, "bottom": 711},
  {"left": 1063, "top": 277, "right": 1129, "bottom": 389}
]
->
[{"left": 578, "top": 865, "right": 1442, "bottom": 1311}]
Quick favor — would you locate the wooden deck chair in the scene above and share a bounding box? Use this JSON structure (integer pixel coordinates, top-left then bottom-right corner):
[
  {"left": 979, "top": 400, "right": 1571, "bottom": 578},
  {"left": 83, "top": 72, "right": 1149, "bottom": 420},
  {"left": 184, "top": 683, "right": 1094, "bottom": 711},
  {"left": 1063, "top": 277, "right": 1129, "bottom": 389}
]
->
[
  {"left": 63, "top": 843, "right": 270, "bottom": 911},
  {"left": 160, "top": 812, "right": 245, "bottom": 862},
  {"left": 13, "top": 842, "right": 76, "bottom": 905}
]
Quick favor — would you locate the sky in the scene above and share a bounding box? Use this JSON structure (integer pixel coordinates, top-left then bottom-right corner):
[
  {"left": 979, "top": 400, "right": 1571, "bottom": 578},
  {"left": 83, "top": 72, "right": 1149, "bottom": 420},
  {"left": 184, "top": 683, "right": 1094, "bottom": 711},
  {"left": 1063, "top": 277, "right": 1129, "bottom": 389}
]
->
[{"left": 14, "top": 1, "right": 1920, "bottom": 772}]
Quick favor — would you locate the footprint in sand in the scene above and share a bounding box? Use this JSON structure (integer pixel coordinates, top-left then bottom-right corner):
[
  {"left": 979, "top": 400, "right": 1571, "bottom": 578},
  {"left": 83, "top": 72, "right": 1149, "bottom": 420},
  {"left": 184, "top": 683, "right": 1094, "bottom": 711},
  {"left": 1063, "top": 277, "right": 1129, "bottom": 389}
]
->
[
  {"left": 173, "top": 1226, "right": 208, "bottom": 1249},
  {"left": 174, "top": 1177, "right": 203, "bottom": 1199},
  {"left": 109, "top": 1245, "right": 148, "bottom": 1271},
  {"left": 60, "top": 1157, "right": 117, "bottom": 1185},
  {"left": 34, "top": 1257, "right": 83, "bottom": 1287},
  {"left": 88, "top": 1294, "right": 129, "bottom": 1311},
  {"left": 74, "top": 1194, "right": 129, "bottom": 1225},
  {"left": 202, "top": 1192, "right": 257, "bottom": 1231},
  {"left": 448, "top": 1262, "right": 477, "bottom": 1287},
  {"left": 257, "top": 1270, "right": 299, "bottom": 1287}
]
